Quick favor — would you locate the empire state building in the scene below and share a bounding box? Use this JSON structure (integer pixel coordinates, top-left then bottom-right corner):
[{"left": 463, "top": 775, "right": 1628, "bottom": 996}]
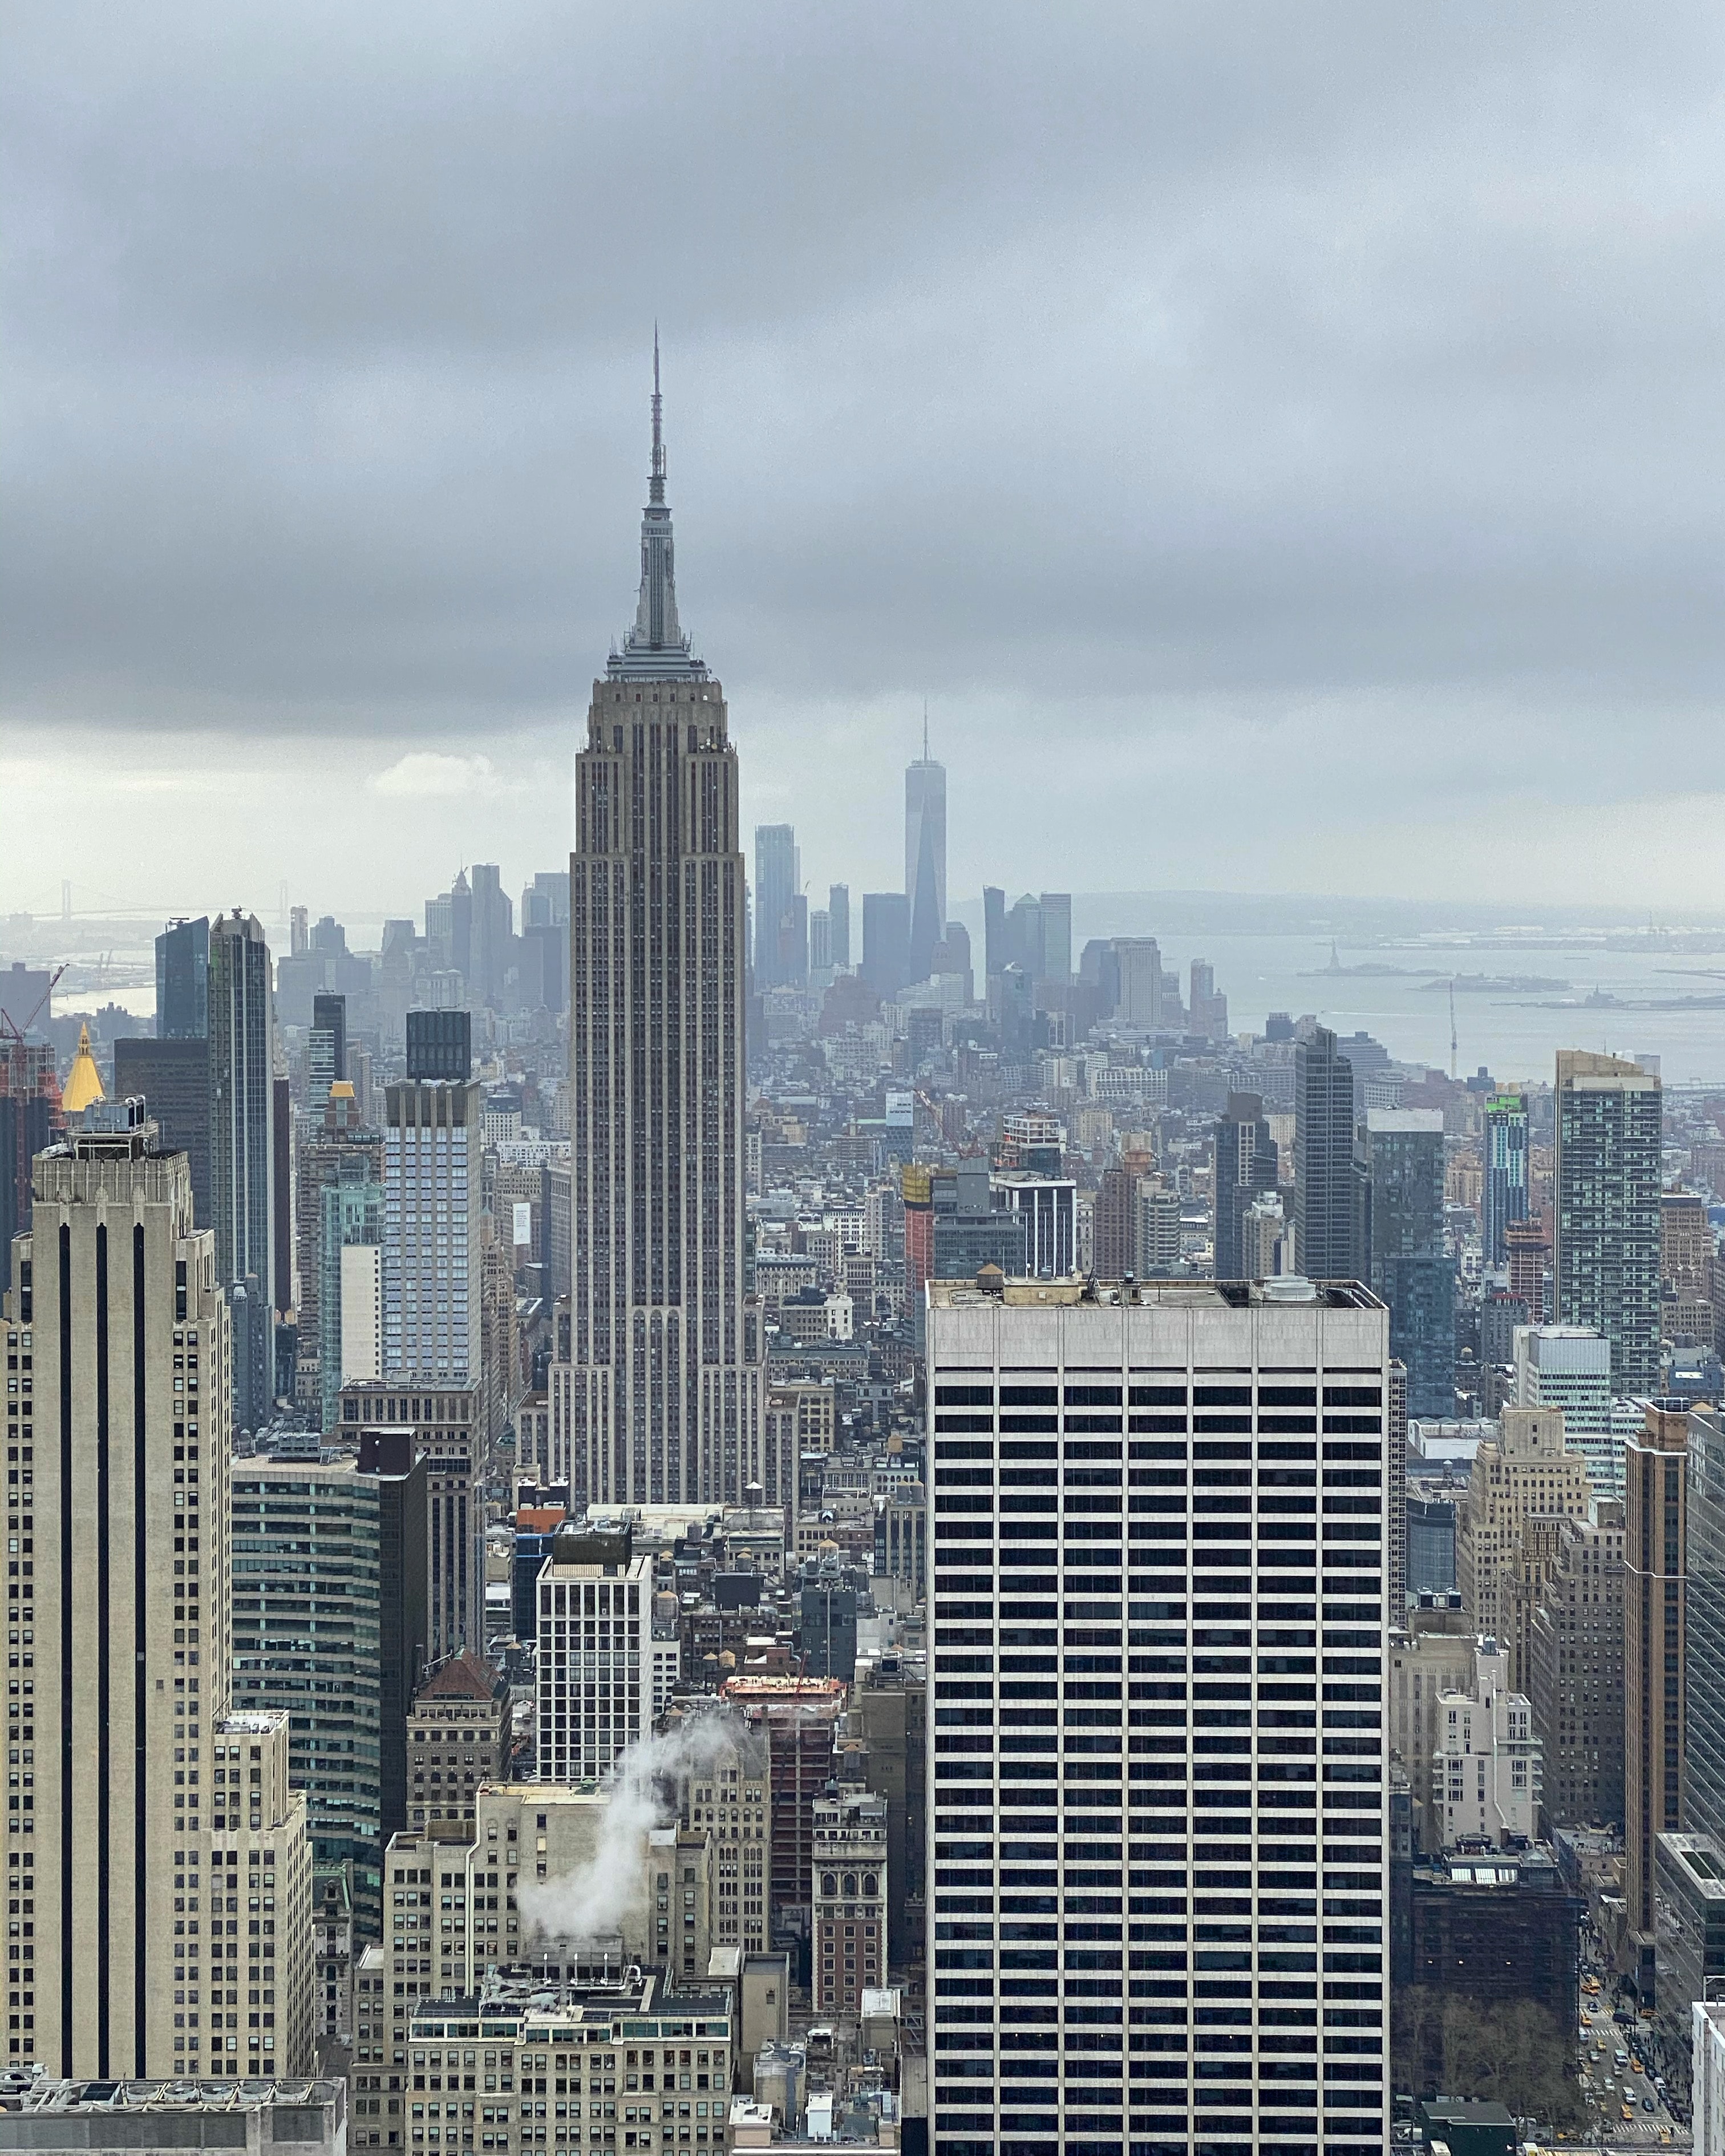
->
[{"left": 564, "top": 349, "right": 763, "bottom": 1507}]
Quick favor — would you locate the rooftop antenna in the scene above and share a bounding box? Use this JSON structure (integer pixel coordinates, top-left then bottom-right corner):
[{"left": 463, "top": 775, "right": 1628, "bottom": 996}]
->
[
  {"left": 650, "top": 323, "right": 665, "bottom": 501},
  {"left": 922, "top": 697, "right": 929, "bottom": 763},
  {"left": 1448, "top": 978, "right": 1457, "bottom": 1081}
]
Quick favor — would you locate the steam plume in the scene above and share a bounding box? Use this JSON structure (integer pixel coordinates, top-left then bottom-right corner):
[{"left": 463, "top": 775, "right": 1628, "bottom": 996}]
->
[{"left": 516, "top": 1715, "right": 735, "bottom": 1952}]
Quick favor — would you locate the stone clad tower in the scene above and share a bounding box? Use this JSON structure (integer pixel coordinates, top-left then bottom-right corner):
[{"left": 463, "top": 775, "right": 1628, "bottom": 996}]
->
[
  {"left": 565, "top": 345, "right": 762, "bottom": 1506},
  {"left": 5, "top": 1103, "right": 312, "bottom": 2079}
]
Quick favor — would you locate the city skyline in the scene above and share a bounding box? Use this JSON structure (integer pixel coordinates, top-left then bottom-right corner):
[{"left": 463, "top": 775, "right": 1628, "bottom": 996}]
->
[
  {"left": 8, "top": 11, "right": 1725, "bottom": 910},
  {"left": 2, "top": 7, "right": 1723, "bottom": 2137}
]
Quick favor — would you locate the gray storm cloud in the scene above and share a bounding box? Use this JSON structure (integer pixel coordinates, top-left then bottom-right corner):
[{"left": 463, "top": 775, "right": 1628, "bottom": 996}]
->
[{"left": 4, "top": 3, "right": 1724, "bottom": 911}]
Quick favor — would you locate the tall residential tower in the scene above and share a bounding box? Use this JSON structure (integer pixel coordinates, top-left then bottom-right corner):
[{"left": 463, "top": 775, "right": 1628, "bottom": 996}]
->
[
  {"left": 1554, "top": 1049, "right": 1662, "bottom": 1396},
  {"left": 565, "top": 349, "right": 762, "bottom": 1507},
  {"left": 1294, "top": 1024, "right": 1358, "bottom": 1281}
]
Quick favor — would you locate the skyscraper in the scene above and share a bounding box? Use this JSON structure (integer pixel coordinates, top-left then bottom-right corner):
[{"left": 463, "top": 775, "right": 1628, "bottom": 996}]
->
[
  {"left": 309, "top": 990, "right": 346, "bottom": 1108},
  {"left": 229, "top": 1434, "right": 429, "bottom": 1932},
  {"left": 982, "top": 886, "right": 1006, "bottom": 982},
  {"left": 1554, "top": 1049, "right": 1663, "bottom": 1396},
  {"left": 1357, "top": 1108, "right": 1455, "bottom": 1419},
  {"left": 1481, "top": 1091, "right": 1530, "bottom": 1270},
  {"left": 208, "top": 911, "right": 276, "bottom": 1311},
  {"left": 566, "top": 347, "right": 760, "bottom": 1507},
  {"left": 1624, "top": 1401, "right": 1688, "bottom": 1950},
  {"left": 319, "top": 1150, "right": 383, "bottom": 1432},
  {"left": 406, "top": 1007, "right": 472, "bottom": 1083},
  {"left": 3, "top": 1103, "right": 313, "bottom": 2077},
  {"left": 753, "top": 823, "right": 801, "bottom": 988},
  {"left": 382, "top": 1077, "right": 481, "bottom": 1388},
  {"left": 1036, "top": 892, "right": 1072, "bottom": 985},
  {"left": 1295, "top": 1024, "right": 1358, "bottom": 1280},
  {"left": 534, "top": 1530, "right": 673, "bottom": 1782},
  {"left": 861, "top": 891, "right": 911, "bottom": 999},
  {"left": 293, "top": 1080, "right": 382, "bottom": 1419},
  {"left": 1213, "top": 1090, "right": 1276, "bottom": 1280},
  {"left": 0, "top": 1036, "right": 61, "bottom": 1265},
  {"left": 467, "top": 864, "right": 512, "bottom": 1007},
  {"left": 155, "top": 915, "right": 209, "bottom": 1041},
  {"left": 112, "top": 1036, "right": 210, "bottom": 1226},
  {"left": 828, "top": 882, "right": 851, "bottom": 970},
  {"left": 904, "top": 736, "right": 946, "bottom": 986},
  {"left": 925, "top": 1271, "right": 1390, "bottom": 2156},
  {"left": 1513, "top": 1323, "right": 1617, "bottom": 1497},
  {"left": 1189, "top": 957, "right": 1229, "bottom": 1039},
  {"left": 1113, "top": 935, "right": 1163, "bottom": 1026}
]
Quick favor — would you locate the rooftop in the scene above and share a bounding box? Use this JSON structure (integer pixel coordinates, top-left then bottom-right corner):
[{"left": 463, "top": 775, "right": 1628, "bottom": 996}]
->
[
  {"left": 927, "top": 1273, "right": 1383, "bottom": 1311},
  {"left": 0, "top": 2080, "right": 340, "bottom": 2115},
  {"left": 409, "top": 1968, "right": 732, "bottom": 2040},
  {"left": 415, "top": 1651, "right": 508, "bottom": 1705}
]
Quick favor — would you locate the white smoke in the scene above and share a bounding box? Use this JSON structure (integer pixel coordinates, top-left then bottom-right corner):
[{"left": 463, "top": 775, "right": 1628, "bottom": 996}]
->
[{"left": 515, "top": 1715, "right": 736, "bottom": 1952}]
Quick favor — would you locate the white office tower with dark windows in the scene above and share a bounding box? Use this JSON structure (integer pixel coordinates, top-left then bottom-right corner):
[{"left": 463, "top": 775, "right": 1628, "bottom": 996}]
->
[
  {"left": 925, "top": 1274, "right": 1390, "bottom": 2156},
  {"left": 565, "top": 345, "right": 762, "bottom": 1507}
]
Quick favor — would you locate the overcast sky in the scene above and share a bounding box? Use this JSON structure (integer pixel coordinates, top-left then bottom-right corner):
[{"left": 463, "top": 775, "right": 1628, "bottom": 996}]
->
[{"left": 5, "top": 2, "right": 1725, "bottom": 931}]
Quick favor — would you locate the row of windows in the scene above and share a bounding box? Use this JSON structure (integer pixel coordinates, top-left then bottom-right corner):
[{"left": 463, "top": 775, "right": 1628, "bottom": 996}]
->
[{"left": 936, "top": 1383, "right": 1382, "bottom": 1408}]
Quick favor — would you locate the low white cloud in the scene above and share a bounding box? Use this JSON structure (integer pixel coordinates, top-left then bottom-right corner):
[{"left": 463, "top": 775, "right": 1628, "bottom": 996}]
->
[{"left": 366, "top": 751, "right": 509, "bottom": 799}]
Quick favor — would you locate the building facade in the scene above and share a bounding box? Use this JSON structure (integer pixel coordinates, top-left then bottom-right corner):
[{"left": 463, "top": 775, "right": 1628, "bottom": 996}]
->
[
  {"left": 720, "top": 1676, "right": 847, "bottom": 1948},
  {"left": 208, "top": 911, "right": 276, "bottom": 1310},
  {"left": 673, "top": 1708, "right": 770, "bottom": 1956},
  {"left": 406, "top": 1651, "right": 510, "bottom": 1841},
  {"left": 1455, "top": 1405, "right": 1591, "bottom": 1654},
  {"left": 534, "top": 1531, "right": 676, "bottom": 1784},
  {"left": 1625, "top": 1400, "right": 1689, "bottom": 1952},
  {"left": 1683, "top": 1410, "right": 1725, "bottom": 1877},
  {"left": 156, "top": 917, "right": 210, "bottom": 1042},
  {"left": 229, "top": 1458, "right": 388, "bottom": 1914},
  {"left": 925, "top": 1272, "right": 1390, "bottom": 2156},
  {"left": 752, "top": 824, "right": 803, "bottom": 990},
  {"left": 1513, "top": 1322, "right": 1618, "bottom": 1498},
  {"left": 810, "top": 1788, "right": 886, "bottom": 2018},
  {"left": 566, "top": 360, "right": 762, "bottom": 1511},
  {"left": 112, "top": 1038, "right": 211, "bottom": 1229},
  {"left": 382, "top": 1081, "right": 482, "bottom": 1389},
  {"left": 4, "top": 1109, "right": 311, "bottom": 2077},
  {"left": 1481, "top": 1092, "right": 1530, "bottom": 1271},
  {"left": 1430, "top": 1638, "right": 1541, "bottom": 1847},
  {"left": 1526, "top": 1507, "right": 1626, "bottom": 1831},
  {"left": 1293, "top": 1026, "right": 1358, "bottom": 1280},
  {"left": 1213, "top": 1092, "right": 1276, "bottom": 1282},
  {"left": 904, "top": 749, "right": 946, "bottom": 987},
  {"left": 338, "top": 1383, "right": 480, "bottom": 1663},
  {"left": 1358, "top": 1108, "right": 1455, "bottom": 1420},
  {"left": 1554, "top": 1049, "right": 1662, "bottom": 1396}
]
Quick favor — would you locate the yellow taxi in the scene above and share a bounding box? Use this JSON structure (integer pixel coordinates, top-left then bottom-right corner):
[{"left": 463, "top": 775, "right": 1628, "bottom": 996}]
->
[{"left": 1621, "top": 2106, "right": 1635, "bottom": 2123}]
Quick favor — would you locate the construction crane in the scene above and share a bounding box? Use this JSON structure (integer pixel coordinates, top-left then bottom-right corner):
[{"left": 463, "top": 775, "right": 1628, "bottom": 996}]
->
[{"left": 0, "top": 964, "right": 66, "bottom": 1048}]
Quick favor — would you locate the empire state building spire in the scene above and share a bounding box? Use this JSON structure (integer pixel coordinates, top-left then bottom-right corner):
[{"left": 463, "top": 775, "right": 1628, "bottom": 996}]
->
[
  {"left": 570, "top": 358, "right": 760, "bottom": 1514},
  {"left": 609, "top": 330, "right": 706, "bottom": 679}
]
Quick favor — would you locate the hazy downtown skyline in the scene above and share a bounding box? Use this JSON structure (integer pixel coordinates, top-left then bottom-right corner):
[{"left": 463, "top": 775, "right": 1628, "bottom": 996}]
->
[{"left": 5, "top": 3, "right": 1725, "bottom": 917}]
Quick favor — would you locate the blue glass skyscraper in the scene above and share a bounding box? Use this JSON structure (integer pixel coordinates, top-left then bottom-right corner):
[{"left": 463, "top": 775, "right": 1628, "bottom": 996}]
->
[{"left": 1358, "top": 1108, "right": 1456, "bottom": 1418}]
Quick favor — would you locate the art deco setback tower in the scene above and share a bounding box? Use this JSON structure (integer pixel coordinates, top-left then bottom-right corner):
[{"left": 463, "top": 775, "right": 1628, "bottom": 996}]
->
[
  {"left": 3, "top": 1105, "right": 311, "bottom": 2079},
  {"left": 567, "top": 348, "right": 761, "bottom": 1507}
]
